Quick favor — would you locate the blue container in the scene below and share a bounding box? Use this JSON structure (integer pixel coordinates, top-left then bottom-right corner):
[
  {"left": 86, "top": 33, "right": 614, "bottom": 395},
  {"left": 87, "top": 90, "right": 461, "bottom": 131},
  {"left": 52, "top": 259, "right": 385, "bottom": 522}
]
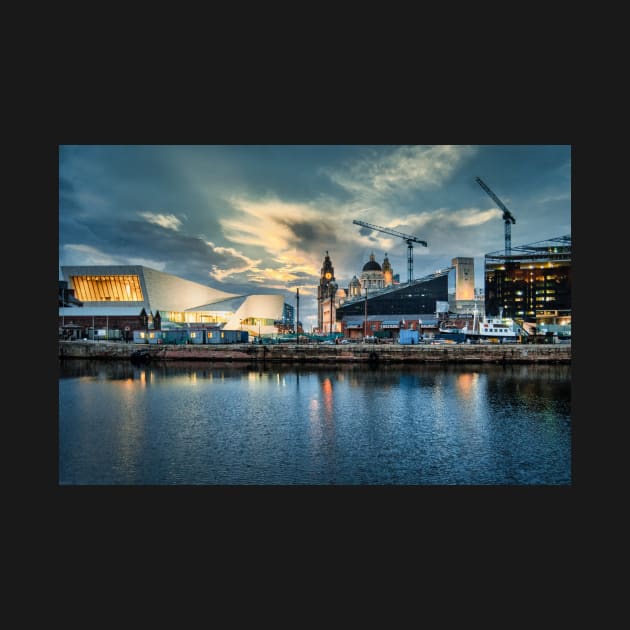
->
[
  {"left": 222, "top": 330, "right": 241, "bottom": 344},
  {"left": 205, "top": 329, "right": 247, "bottom": 344},
  {"left": 161, "top": 329, "right": 188, "bottom": 345},
  {"left": 205, "top": 329, "right": 221, "bottom": 344},
  {"left": 398, "top": 329, "right": 420, "bottom": 345},
  {"left": 133, "top": 330, "right": 149, "bottom": 344},
  {"left": 188, "top": 329, "right": 205, "bottom": 344},
  {"left": 147, "top": 330, "right": 163, "bottom": 344}
]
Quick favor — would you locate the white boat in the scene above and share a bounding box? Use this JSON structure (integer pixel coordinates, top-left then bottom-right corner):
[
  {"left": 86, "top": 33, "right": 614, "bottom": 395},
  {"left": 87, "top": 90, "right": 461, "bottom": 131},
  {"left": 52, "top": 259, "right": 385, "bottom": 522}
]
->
[{"left": 461, "top": 308, "right": 519, "bottom": 343}]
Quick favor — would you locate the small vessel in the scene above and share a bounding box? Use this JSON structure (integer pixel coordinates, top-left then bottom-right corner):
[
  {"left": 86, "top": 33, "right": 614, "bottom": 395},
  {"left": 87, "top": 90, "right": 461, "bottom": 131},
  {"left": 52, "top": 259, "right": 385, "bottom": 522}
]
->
[
  {"left": 435, "top": 323, "right": 467, "bottom": 344},
  {"left": 462, "top": 307, "right": 518, "bottom": 343}
]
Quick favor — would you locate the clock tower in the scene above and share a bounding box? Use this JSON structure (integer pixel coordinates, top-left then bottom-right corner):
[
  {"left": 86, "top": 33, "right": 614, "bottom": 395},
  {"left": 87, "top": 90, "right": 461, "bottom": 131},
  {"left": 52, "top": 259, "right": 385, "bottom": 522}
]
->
[{"left": 317, "top": 251, "right": 335, "bottom": 332}]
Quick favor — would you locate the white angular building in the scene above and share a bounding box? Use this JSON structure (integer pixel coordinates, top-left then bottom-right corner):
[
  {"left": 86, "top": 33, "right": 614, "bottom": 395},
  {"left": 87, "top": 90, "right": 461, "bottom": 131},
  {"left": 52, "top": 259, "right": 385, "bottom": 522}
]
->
[{"left": 59, "top": 265, "right": 292, "bottom": 337}]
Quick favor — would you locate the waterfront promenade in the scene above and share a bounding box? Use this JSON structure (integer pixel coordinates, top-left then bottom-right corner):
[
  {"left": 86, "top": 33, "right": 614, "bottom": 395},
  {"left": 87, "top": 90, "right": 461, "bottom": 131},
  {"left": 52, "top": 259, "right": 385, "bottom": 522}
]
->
[{"left": 59, "top": 340, "right": 570, "bottom": 364}]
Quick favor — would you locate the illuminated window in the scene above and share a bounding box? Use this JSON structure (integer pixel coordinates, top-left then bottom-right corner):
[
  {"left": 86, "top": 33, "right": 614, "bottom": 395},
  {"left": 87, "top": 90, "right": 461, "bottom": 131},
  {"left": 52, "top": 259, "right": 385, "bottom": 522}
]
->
[
  {"left": 71, "top": 275, "right": 144, "bottom": 302},
  {"left": 190, "top": 332, "right": 196, "bottom": 339}
]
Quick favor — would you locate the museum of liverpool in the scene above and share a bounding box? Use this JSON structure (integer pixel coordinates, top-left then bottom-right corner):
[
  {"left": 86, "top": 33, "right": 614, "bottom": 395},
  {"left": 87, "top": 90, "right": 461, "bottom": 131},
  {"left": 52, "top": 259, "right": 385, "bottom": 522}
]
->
[{"left": 58, "top": 265, "right": 294, "bottom": 341}]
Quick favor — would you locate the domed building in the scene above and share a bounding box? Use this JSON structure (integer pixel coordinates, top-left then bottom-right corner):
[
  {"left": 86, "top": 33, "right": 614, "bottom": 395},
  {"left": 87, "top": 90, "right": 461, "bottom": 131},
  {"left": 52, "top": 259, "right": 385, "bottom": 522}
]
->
[
  {"left": 361, "top": 253, "right": 385, "bottom": 291},
  {"left": 315, "top": 250, "right": 398, "bottom": 334},
  {"left": 348, "top": 275, "right": 362, "bottom": 298}
]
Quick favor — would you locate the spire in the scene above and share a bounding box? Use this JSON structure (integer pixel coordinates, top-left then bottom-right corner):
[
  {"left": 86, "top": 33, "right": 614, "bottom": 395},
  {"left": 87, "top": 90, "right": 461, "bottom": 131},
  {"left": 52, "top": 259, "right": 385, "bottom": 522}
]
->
[{"left": 321, "top": 250, "right": 335, "bottom": 278}]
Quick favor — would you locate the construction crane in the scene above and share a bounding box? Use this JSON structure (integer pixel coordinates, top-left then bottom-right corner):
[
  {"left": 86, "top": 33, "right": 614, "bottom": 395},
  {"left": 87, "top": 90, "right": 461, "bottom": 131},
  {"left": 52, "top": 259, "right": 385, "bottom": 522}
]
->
[
  {"left": 352, "top": 219, "right": 427, "bottom": 284},
  {"left": 475, "top": 176, "right": 516, "bottom": 256}
]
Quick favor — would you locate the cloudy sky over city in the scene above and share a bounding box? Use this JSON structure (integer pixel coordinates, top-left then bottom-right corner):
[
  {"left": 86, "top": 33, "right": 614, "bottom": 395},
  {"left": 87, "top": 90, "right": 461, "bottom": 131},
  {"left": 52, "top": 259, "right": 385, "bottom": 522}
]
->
[{"left": 59, "top": 145, "right": 571, "bottom": 329}]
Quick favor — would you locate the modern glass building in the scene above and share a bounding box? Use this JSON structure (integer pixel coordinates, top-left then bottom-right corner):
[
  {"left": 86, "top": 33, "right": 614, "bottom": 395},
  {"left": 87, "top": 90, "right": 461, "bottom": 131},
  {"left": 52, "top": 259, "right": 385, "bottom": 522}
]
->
[{"left": 484, "top": 235, "right": 571, "bottom": 321}]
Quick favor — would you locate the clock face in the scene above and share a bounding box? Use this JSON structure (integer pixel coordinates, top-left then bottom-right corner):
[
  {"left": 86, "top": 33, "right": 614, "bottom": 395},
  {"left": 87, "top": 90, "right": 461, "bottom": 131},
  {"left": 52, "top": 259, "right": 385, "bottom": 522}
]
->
[{"left": 325, "top": 272, "right": 332, "bottom": 280}]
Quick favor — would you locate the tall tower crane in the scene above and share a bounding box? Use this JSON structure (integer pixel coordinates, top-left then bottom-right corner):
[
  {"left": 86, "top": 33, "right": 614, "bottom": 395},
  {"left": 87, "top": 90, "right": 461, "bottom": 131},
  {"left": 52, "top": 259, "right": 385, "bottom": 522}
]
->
[
  {"left": 352, "top": 219, "right": 427, "bottom": 284},
  {"left": 475, "top": 176, "right": 516, "bottom": 256}
]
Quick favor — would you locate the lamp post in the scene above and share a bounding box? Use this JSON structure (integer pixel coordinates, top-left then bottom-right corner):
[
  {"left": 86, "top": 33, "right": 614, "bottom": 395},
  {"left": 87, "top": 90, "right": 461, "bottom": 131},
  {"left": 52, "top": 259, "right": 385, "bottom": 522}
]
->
[
  {"left": 364, "top": 285, "right": 368, "bottom": 339},
  {"left": 296, "top": 288, "right": 300, "bottom": 345},
  {"left": 329, "top": 280, "right": 337, "bottom": 337}
]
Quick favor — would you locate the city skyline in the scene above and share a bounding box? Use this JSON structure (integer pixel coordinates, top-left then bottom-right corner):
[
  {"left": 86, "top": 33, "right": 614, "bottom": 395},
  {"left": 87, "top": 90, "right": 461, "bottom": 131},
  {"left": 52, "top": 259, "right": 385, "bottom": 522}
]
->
[{"left": 59, "top": 145, "right": 571, "bottom": 329}]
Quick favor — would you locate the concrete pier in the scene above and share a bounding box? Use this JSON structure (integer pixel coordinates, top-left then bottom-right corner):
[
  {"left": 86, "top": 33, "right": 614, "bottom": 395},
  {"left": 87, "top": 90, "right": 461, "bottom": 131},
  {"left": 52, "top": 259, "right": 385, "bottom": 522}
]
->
[{"left": 59, "top": 340, "right": 570, "bottom": 364}]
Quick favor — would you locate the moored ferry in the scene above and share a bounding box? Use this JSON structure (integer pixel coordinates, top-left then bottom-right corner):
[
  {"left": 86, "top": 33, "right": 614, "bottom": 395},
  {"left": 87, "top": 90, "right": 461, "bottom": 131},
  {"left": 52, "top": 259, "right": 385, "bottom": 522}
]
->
[
  {"left": 461, "top": 309, "right": 519, "bottom": 343},
  {"left": 438, "top": 308, "right": 519, "bottom": 344}
]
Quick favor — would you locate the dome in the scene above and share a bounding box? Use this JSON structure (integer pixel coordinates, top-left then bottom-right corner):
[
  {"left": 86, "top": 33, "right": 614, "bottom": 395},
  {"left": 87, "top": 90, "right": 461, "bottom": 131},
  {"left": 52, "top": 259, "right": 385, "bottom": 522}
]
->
[{"left": 362, "top": 253, "right": 382, "bottom": 272}]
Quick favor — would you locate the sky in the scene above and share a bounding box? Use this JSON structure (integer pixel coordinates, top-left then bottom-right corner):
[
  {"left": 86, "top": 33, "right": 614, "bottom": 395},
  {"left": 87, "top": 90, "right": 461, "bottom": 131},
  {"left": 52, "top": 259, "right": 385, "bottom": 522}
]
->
[{"left": 59, "top": 145, "right": 571, "bottom": 330}]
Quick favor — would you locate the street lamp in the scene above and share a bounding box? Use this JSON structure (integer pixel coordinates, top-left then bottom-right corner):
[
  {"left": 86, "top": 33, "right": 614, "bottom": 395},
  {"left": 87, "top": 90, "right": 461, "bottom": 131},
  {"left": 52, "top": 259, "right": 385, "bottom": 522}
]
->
[
  {"left": 329, "top": 280, "right": 337, "bottom": 337},
  {"left": 364, "top": 285, "right": 369, "bottom": 339},
  {"left": 296, "top": 288, "right": 300, "bottom": 345}
]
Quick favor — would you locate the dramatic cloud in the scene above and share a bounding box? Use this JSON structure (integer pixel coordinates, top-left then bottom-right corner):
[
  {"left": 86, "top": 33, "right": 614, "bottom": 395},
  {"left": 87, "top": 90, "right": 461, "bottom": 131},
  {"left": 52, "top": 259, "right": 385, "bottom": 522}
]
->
[
  {"left": 324, "top": 145, "right": 477, "bottom": 198},
  {"left": 62, "top": 244, "right": 167, "bottom": 271},
  {"left": 138, "top": 212, "right": 183, "bottom": 231},
  {"left": 206, "top": 242, "right": 261, "bottom": 282},
  {"left": 220, "top": 197, "right": 335, "bottom": 278},
  {"left": 59, "top": 145, "right": 571, "bottom": 329},
  {"left": 62, "top": 244, "right": 120, "bottom": 266}
]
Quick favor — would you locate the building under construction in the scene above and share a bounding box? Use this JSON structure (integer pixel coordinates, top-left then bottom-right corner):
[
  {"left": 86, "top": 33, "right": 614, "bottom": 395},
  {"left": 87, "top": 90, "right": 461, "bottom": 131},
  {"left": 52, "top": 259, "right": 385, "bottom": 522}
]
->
[{"left": 484, "top": 235, "right": 571, "bottom": 325}]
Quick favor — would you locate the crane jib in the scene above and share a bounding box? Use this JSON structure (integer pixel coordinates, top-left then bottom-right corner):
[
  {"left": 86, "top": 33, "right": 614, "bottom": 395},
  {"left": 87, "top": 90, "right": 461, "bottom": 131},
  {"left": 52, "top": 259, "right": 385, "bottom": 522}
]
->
[
  {"left": 352, "top": 219, "right": 427, "bottom": 247},
  {"left": 475, "top": 177, "right": 516, "bottom": 224},
  {"left": 475, "top": 177, "right": 517, "bottom": 256},
  {"left": 353, "top": 218, "right": 428, "bottom": 283}
]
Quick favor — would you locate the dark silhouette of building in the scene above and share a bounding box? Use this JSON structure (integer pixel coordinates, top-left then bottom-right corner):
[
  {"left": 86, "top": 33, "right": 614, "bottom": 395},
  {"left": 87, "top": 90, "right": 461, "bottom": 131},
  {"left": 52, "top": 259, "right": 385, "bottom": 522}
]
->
[{"left": 336, "top": 269, "right": 451, "bottom": 320}]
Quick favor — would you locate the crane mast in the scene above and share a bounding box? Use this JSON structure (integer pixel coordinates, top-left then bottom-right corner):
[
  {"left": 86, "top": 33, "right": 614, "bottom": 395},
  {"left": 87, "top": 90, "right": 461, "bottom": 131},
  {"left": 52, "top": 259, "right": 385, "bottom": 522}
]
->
[
  {"left": 475, "top": 177, "right": 516, "bottom": 256},
  {"left": 352, "top": 219, "right": 427, "bottom": 284}
]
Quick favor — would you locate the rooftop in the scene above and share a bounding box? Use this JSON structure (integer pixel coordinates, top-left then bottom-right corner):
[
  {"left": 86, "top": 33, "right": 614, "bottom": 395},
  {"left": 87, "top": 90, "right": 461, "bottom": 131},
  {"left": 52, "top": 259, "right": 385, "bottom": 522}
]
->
[{"left": 486, "top": 235, "right": 571, "bottom": 262}]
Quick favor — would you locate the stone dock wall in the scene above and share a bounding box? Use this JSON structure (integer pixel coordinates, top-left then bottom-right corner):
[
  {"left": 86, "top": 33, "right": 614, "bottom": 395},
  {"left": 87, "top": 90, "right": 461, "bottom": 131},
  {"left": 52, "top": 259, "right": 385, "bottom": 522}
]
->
[{"left": 59, "top": 340, "right": 570, "bottom": 364}]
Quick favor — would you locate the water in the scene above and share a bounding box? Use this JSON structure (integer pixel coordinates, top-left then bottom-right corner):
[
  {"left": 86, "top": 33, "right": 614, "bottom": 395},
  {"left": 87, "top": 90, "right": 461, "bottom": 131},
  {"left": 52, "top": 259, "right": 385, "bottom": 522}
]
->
[{"left": 58, "top": 360, "right": 571, "bottom": 485}]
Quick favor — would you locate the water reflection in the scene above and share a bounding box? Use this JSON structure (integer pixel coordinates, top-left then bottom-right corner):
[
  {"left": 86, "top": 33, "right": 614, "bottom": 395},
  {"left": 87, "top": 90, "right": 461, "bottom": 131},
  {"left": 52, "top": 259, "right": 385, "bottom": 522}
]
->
[{"left": 59, "top": 360, "right": 571, "bottom": 485}]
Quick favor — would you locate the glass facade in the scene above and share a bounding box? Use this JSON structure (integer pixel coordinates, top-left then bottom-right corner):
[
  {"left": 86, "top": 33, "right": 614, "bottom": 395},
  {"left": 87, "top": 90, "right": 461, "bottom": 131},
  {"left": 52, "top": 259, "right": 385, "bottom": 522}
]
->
[
  {"left": 241, "top": 317, "right": 276, "bottom": 326},
  {"left": 163, "top": 311, "right": 226, "bottom": 324},
  {"left": 282, "top": 303, "right": 294, "bottom": 326},
  {"left": 71, "top": 275, "right": 144, "bottom": 302},
  {"left": 484, "top": 236, "right": 571, "bottom": 318}
]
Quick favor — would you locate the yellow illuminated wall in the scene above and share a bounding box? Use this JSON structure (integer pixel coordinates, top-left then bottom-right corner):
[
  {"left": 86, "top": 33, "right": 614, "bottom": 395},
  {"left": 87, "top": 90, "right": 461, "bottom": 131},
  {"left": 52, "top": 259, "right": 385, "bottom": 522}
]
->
[
  {"left": 452, "top": 257, "right": 475, "bottom": 301},
  {"left": 71, "top": 275, "right": 144, "bottom": 302}
]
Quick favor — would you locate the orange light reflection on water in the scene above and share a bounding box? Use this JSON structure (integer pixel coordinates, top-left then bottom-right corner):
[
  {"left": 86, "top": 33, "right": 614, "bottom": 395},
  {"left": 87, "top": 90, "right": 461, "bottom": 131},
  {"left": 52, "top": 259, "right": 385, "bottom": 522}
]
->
[
  {"left": 322, "top": 378, "right": 333, "bottom": 421},
  {"left": 455, "top": 373, "right": 476, "bottom": 400}
]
